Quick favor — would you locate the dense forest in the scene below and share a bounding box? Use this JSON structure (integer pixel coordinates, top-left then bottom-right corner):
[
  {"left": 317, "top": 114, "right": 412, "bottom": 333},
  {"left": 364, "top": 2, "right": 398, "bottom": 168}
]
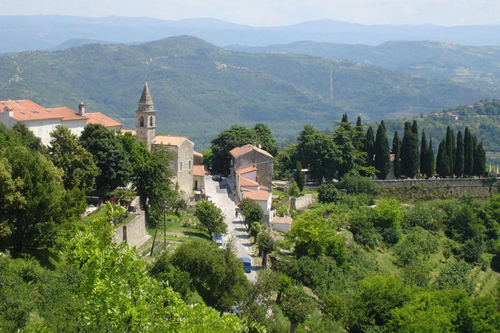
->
[{"left": 0, "top": 36, "right": 495, "bottom": 149}]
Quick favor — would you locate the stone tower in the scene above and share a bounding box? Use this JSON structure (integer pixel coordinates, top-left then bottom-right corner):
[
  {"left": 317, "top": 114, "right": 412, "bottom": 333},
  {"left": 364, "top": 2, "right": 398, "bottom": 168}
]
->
[{"left": 135, "top": 82, "right": 156, "bottom": 150}]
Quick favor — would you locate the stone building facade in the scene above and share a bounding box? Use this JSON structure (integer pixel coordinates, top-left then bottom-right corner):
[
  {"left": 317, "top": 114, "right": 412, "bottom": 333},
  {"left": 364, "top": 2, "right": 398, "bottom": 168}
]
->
[{"left": 230, "top": 144, "right": 274, "bottom": 189}]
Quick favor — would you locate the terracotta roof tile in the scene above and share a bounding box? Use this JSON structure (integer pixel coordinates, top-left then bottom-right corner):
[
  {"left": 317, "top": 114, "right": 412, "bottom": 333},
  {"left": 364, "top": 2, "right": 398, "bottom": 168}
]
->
[
  {"left": 120, "top": 129, "right": 136, "bottom": 136},
  {"left": 230, "top": 144, "right": 273, "bottom": 158},
  {"left": 242, "top": 189, "right": 271, "bottom": 201},
  {"left": 193, "top": 165, "right": 205, "bottom": 177},
  {"left": 153, "top": 135, "right": 189, "bottom": 146},
  {"left": 85, "top": 112, "right": 123, "bottom": 128},
  {"left": 239, "top": 177, "right": 259, "bottom": 187},
  {"left": 0, "top": 100, "right": 87, "bottom": 122},
  {"left": 193, "top": 151, "right": 203, "bottom": 157},
  {"left": 236, "top": 165, "right": 257, "bottom": 175}
]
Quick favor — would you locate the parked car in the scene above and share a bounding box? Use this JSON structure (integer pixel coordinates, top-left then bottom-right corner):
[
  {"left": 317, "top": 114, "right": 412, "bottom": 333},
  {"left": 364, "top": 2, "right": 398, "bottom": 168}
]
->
[
  {"left": 240, "top": 257, "right": 251, "bottom": 273},
  {"left": 212, "top": 174, "right": 222, "bottom": 181},
  {"left": 213, "top": 234, "right": 223, "bottom": 249}
]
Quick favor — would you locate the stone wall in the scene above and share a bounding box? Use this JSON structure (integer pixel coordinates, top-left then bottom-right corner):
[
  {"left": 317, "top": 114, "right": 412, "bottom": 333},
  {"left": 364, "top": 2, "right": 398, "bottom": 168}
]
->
[
  {"left": 374, "top": 178, "right": 500, "bottom": 199},
  {"left": 113, "top": 211, "right": 150, "bottom": 248},
  {"left": 291, "top": 194, "right": 314, "bottom": 210}
]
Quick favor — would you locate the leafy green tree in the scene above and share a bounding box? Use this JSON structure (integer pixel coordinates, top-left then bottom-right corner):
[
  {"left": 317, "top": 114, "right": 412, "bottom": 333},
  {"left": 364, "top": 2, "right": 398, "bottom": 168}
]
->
[
  {"left": 464, "top": 127, "right": 474, "bottom": 176},
  {"left": 295, "top": 161, "right": 305, "bottom": 192},
  {"left": 374, "top": 198, "right": 403, "bottom": 244},
  {"left": 288, "top": 181, "right": 301, "bottom": 197},
  {"left": 195, "top": 200, "right": 227, "bottom": 238},
  {"left": 337, "top": 173, "right": 380, "bottom": 195},
  {"left": 171, "top": 240, "right": 249, "bottom": 311},
  {"left": 250, "top": 222, "right": 261, "bottom": 244},
  {"left": 49, "top": 125, "right": 98, "bottom": 192},
  {"left": 393, "top": 131, "right": 401, "bottom": 179},
  {"left": 374, "top": 121, "right": 391, "bottom": 179},
  {"left": 257, "top": 228, "right": 276, "bottom": 269},
  {"left": 149, "top": 252, "right": 193, "bottom": 301},
  {"left": 238, "top": 198, "right": 264, "bottom": 227},
  {"left": 317, "top": 183, "right": 341, "bottom": 203},
  {"left": 474, "top": 142, "right": 486, "bottom": 176},
  {"left": 11, "top": 122, "right": 46, "bottom": 153},
  {"left": 274, "top": 144, "right": 299, "bottom": 179},
  {"left": 79, "top": 124, "right": 131, "bottom": 194},
  {"left": 455, "top": 130, "right": 465, "bottom": 177},
  {"left": 364, "top": 126, "right": 375, "bottom": 166},
  {"left": 333, "top": 124, "right": 356, "bottom": 178},
  {"left": 350, "top": 275, "right": 410, "bottom": 331},
  {"left": 434, "top": 259, "right": 474, "bottom": 295},
  {"left": 297, "top": 125, "right": 339, "bottom": 182},
  {"left": 210, "top": 125, "right": 256, "bottom": 175},
  {"left": 118, "top": 131, "right": 149, "bottom": 175},
  {"left": 419, "top": 130, "right": 428, "bottom": 177},
  {"left": 253, "top": 123, "right": 278, "bottom": 156},
  {"left": 350, "top": 207, "right": 381, "bottom": 248},
  {"left": 288, "top": 211, "right": 347, "bottom": 265},
  {"left": 133, "top": 147, "right": 173, "bottom": 225},
  {"left": 0, "top": 147, "right": 82, "bottom": 252},
  {"left": 394, "top": 227, "right": 439, "bottom": 267},
  {"left": 281, "top": 287, "right": 312, "bottom": 333},
  {"left": 202, "top": 148, "right": 214, "bottom": 166}
]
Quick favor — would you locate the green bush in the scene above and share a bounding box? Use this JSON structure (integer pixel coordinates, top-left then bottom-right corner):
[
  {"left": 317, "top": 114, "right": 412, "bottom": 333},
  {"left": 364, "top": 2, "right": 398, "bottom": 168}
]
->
[
  {"left": 317, "top": 183, "right": 342, "bottom": 203},
  {"left": 337, "top": 174, "right": 380, "bottom": 196}
]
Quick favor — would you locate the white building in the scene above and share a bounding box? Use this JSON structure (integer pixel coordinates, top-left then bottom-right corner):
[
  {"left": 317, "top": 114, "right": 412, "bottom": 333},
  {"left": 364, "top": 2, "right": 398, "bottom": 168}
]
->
[{"left": 0, "top": 99, "right": 123, "bottom": 146}]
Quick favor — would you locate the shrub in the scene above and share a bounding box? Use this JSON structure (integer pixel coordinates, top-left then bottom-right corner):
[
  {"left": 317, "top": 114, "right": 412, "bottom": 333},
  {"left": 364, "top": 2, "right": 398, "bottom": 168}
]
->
[
  {"left": 317, "top": 183, "right": 341, "bottom": 203},
  {"left": 337, "top": 174, "right": 380, "bottom": 196}
]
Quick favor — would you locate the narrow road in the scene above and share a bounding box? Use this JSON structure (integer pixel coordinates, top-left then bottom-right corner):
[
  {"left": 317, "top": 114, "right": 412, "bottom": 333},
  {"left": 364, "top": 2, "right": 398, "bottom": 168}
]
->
[{"left": 204, "top": 176, "right": 257, "bottom": 282}]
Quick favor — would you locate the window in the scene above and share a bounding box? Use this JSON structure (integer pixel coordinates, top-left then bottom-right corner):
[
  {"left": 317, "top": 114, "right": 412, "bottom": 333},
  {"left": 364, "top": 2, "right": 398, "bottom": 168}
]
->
[
  {"left": 139, "top": 115, "right": 145, "bottom": 127},
  {"left": 188, "top": 160, "right": 192, "bottom": 170},
  {"left": 149, "top": 116, "right": 154, "bottom": 127},
  {"left": 180, "top": 161, "right": 183, "bottom": 172}
]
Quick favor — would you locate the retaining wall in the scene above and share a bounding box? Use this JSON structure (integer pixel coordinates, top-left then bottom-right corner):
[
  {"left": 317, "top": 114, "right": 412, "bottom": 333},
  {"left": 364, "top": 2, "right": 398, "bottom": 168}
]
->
[
  {"left": 113, "top": 211, "right": 150, "bottom": 248},
  {"left": 291, "top": 194, "right": 314, "bottom": 210}
]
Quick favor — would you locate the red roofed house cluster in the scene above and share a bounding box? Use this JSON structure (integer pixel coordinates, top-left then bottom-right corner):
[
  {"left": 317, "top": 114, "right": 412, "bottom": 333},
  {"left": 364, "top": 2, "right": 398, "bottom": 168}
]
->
[
  {"left": 0, "top": 100, "right": 123, "bottom": 146},
  {"left": 230, "top": 144, "right": 274, "bottom": 223}
]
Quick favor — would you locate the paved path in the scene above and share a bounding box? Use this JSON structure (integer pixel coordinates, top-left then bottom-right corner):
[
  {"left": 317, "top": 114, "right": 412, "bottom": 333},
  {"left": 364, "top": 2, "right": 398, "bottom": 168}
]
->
[{"left": 204, "top": 176, "right": 257, "bottom": 282}]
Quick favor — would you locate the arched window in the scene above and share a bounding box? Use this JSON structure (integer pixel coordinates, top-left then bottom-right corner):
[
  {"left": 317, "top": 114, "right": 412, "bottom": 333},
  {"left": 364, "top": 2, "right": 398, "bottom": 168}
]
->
[
  {"left": 149, "top": 116, "right": 154, "bottom": 127},
  {"left": 139, "top": 115, "right": 144, "bottom": 127}
]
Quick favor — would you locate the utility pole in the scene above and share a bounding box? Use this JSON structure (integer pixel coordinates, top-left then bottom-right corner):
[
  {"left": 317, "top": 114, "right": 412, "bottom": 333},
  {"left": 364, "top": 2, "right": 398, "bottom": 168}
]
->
[{"left": 150, "top": 199, "right": 167, "bottom": 256}]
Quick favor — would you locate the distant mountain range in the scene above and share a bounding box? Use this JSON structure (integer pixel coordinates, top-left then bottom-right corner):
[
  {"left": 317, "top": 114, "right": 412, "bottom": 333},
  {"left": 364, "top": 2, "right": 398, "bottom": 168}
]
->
[
  {"left": 3, "top": 15, "right": 500, "bottom": 53},
  {"left": 227, "top": 41, "right": 500, "bottom": 87},
  {"left": 0, "top": 36, "right": 495, "bottom": 149}
]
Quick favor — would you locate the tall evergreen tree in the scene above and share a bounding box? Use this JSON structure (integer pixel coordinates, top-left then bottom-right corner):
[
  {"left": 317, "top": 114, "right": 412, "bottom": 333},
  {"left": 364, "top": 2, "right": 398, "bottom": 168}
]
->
[
  {"left": 474, "top": 142, "right": 486, "bottom": 176},
  {"left": 445, "top": 126, "right": 455, "bottom": 177},
  {"left": 411, "top": 120, "right": 418, "bottom": 135},
  {"left": 353, "top": 116, "right": 365, "bottom": 151},
  {"left": 365, "top": 126, "right": 375, "bottom": 167},
  {"left": 454, "top": 130, "right": 464, "bottom": 177},
  {"left": 464, "top": 127, "right": 474, "bottom": 176},
  {"left": 436, "top": 140, "right": 448, "bottom": 177},
  {"left": 295, "top": 161, "right": 305, "bottom": 192},
  {"left": 420, "top": 130, "right": 428, "bottom": 177},
  {"left": 374, "top": 122, "right": 391, "bottom": 180},
  {"left": 400, "top": 122, "right": 412, "bottom": 177},
  {"left": 392, "top": 131, "right": 401, "bottom": 179},
  {"left": 427, "top": 139, "right": 435, "bottom": 177}
]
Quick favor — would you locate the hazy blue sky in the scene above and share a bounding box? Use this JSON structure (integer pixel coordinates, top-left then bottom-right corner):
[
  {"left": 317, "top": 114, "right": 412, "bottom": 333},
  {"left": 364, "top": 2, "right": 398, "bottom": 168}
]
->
[{"left": 6, "top": 0, "right": 500, "bottom": 26}]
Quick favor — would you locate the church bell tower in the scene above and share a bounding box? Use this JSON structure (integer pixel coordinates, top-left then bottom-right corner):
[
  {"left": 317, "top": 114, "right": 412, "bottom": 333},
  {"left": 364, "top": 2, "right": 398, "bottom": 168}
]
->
[{"left": 135, "top": 82, "right": 156, "bottom": 151}]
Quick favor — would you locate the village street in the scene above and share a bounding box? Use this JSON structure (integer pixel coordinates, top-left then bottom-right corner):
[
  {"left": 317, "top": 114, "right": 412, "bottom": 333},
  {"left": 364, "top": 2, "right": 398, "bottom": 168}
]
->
[{"left": 204, "top": 176, "right": 258, "bottom": 282}]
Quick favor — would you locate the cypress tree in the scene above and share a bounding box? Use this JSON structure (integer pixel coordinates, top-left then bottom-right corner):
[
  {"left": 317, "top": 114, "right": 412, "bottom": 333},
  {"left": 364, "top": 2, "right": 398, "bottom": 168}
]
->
[
  {"left": 365, "top": 126, "right": 375, "bottom": 166},
  {"left": 474, "top": 142, "right": 486, "bottom": 176},
  {"left": 420, "top": 130, "right": 428, "bottom": 177},
  {"left": 392, "top": 131, "right": 401, "bottom": 179},
  {"left": 401, "top": 121, "right": 412, "bottom": 177},
  {"left": 341, "top": 113, "right": 348, "bottom": 123},
  {"left": 436, "top": 140, "right": 448, "bottom": 177},
  {"left": 295, "top": 161, "right": 305, "bottom": 191},
  {"left": 464, "top": 127, "right": 474, "bottom": 176},
  {"left": 374, "top": 122, "right": 391, "bottom": 179},
  {"left": 454, "top": 130, "right": 464, "bottom": 177},
  {"left": 409, "top": 123, "right": 420, "bottom": 177},
  {"left": 445, "top": 126, "right": 454, "bottom": 177},
  {"left": 427, "top": 139, "right": 435, "bottom": 177},
  {"left": 353, "top": 116, "right": 365, "bottom": 151}
]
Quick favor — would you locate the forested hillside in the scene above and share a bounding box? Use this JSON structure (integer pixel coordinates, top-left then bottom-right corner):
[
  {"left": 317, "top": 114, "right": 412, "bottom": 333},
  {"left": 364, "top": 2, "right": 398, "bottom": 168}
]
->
[
  {"left": 0, "top": 36, "right": 494, "bottom": 148},
  {"left": 228, "top": 40, "right": 500, "bottom": 87}
]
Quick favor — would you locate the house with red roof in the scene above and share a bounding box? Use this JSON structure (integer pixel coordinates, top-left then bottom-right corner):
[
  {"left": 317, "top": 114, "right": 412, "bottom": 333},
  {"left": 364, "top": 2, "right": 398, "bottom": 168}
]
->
[{"left": 0, "top": 100, "right": 122, "bottom": 146}]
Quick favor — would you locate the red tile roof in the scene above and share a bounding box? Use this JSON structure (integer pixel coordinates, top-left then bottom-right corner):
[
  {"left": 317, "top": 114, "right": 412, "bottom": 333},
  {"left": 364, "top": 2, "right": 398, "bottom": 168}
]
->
[
  {"left": 236, "top": 165, "right": 257, "bottom": 175},
  {"left": 193, "top": 151, "right": 203, "bottom": 157},
  {"left": 120, "top": 129, "right": 136, "bottom": 136},
  {"left": 230, "top": 144, "right": 273, "bottom": 158},
  {"left": 242, "top": 189, "right": 271, "bottom": 201},
  {"left": 85, "top": 112, "right": 123, "bottom": 128},
  {"left": 0, "top": 100, "right": 87, "bottom": 122},
  {"left": 193, "top": 165, "right": 205, "bottom": 177},
  {"left": 239, "top": 177, "right": 259, "bottom": 187},
  {"left": 153, "top": 135, "right": 189, "bottom": 146}
]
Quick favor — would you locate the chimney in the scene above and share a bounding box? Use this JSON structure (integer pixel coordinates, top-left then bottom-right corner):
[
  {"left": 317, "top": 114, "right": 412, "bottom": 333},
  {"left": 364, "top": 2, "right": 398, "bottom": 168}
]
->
[{"left": 78, "top": 102, "right": 85, "bottom": 116}]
